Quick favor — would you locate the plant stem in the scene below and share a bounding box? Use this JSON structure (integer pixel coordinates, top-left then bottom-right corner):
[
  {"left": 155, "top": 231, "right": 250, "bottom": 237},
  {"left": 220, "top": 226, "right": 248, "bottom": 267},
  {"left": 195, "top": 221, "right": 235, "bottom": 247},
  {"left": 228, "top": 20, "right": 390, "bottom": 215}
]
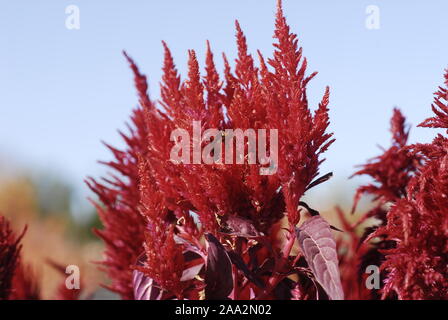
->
[{"left": 255, "top": 225, "right": 296, "bottom": 299}]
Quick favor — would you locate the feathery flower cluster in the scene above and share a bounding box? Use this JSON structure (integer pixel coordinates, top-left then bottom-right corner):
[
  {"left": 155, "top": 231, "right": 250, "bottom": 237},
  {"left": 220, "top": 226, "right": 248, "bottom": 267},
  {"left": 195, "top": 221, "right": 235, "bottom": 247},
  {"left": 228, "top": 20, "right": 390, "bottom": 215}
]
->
[
  {"left": 86, "top": 109, "right": 148, "bottom": 299},
  {"left": 351, "top": 71, "right": 448, "bottom": 299},
  {"left": 90, "top": 1, "right": 447, "bottom": 300},
  {"left": 1, "top": 214, "right": 79, "bottom": 300},
  {"left": 90, "top": 0, "right": 338, "bottom": 300},
  {"left": 0, "top": 215, "right": 24, "bottom": 300},
  {"left": 0, "top": 0, "right": 444, "bottom": 302}
]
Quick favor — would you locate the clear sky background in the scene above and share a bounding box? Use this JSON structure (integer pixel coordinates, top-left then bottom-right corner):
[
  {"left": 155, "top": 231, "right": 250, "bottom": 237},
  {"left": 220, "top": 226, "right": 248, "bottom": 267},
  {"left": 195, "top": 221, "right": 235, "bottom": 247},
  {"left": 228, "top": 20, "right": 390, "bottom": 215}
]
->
[{"left": 1, "top": 1, "right": 447, "bottom": 217}]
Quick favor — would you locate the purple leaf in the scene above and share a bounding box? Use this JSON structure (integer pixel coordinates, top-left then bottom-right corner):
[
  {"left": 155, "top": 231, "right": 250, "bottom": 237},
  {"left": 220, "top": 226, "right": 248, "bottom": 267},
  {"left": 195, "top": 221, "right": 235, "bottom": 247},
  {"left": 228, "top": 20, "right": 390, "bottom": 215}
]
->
[
  {"left": 132, "top": 253, "right": 163, "bottom": 300},
  {"left": 180, "top": 263, "right": 204, "bottom": 282},
  {"left": 174, "top": 234, "right": 206, "bottom": 260},
  {"left": 296, "top": 216, "right": 344, "bottom": 300},
  {"left": 132, "top": 270, "right": 163, "bottom": 300},
  {"left": 132, "top": 251, "right": 202, "bottom": 300},
  {"left": 180, "top": 252, "right": 204, "bottom": 282},
  {"left": 204, "top": 233, "right": 233, "bottom": 300},
  {"left": 220, "top": 216, "right": 263, "bottom": 238}
]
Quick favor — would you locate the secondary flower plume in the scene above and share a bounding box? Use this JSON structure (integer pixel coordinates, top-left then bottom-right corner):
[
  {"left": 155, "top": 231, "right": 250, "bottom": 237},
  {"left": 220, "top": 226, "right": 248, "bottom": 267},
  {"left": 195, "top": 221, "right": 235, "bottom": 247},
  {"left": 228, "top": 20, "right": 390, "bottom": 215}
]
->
[
  {"left": 348, "top": 70, "right": 448, "bottom": 299},
  {"left": 0, "top": 215, "right": 24, "bottom": 299}
]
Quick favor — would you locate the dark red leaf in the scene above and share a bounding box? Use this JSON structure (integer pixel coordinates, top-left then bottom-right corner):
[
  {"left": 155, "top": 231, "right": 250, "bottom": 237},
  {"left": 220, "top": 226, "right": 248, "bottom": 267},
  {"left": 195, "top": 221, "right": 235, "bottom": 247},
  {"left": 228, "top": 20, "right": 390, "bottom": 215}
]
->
[
  {"left": 204, "top": 233, "right": 233, "bottom": 300},
  {"left": 306, "top": 172, "right": 333, "bottom": 191}
]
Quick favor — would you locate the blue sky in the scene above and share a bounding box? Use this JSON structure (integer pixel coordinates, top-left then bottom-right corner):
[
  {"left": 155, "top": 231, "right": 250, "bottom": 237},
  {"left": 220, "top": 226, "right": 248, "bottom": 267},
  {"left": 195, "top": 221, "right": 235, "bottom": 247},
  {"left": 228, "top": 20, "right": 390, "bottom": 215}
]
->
[{"left": 1, "top": 1, "right": 447, "bottom": 216}]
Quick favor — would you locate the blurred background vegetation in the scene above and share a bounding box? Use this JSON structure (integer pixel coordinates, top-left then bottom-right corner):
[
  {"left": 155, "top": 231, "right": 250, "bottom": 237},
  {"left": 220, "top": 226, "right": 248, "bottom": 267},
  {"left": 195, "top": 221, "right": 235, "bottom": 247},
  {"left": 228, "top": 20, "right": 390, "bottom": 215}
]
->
[{"left": 0, "top": 160, "right": 108, "bottom": 299}]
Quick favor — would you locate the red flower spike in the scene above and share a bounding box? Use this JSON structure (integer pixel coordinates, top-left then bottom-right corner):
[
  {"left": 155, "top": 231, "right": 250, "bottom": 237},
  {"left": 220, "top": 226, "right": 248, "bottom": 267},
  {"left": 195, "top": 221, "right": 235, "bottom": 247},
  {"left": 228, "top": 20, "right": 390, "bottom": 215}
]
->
[
  {"left": 0, "top": 216, "right": 25, "bottom": 300},
  {"left": 86, "top": 108, "right": 148, "bottom": 299},
  {"left": 352, "top": 108, "right": 419, "bottom": 213},
  {"left": 419, "top": 69, "right": 448, "bottom": 131},
  {"left": 350, "top": 71, "right": 448, "bottom": 299},
  {"left": 92, "top": 0, "right": 335, "bottom": 300}
]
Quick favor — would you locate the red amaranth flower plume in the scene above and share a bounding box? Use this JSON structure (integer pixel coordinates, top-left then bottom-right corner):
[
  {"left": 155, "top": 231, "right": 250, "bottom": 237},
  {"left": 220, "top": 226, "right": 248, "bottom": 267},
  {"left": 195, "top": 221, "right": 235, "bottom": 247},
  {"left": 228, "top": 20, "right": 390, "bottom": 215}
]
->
[
  {"left": 91, "top": 0, "right": 338, "bottom": 300},
  {"left": 372, "top": 71, "right": 448, "bottom": 299},
  {"left": 372, "top": 152, "right": 448, "bottom": 299},
  {"left": 86, "top": 108, "right": 149, "bottom": 299},
  {"left": 1, "top": 215, "right": 78, "bottom": 300},
  {"left": 0, "top": 215, "right": 24, "bottom": 300},
  {"left": 350, "top": 109, "right": 420, "bottom": 293},
  {"left": 351, "top": 71, "right": 448, "bottom": 299},
  {"left": 352, "top": 108, "right": 420, "bottom": 212},
  {"left": 419, "top": 69, "right": 448, "bottom": 131},
  {"left": 265, "top": 4, "right": 334, "bottom": 226},
  {"left": 9, "top": 263, "right": 40, "bottom": 300}
]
